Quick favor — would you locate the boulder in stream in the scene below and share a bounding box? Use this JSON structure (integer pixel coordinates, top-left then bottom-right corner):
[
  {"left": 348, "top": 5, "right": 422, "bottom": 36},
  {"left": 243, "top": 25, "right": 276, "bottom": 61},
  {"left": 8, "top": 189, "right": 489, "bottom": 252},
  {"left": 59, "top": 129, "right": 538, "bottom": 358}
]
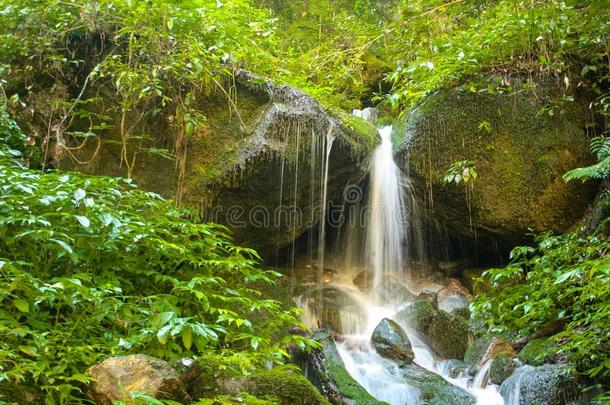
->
[
  {"left": 397, "top": 300, "right": 470, "bottom": 360},
  {"left": 86, "top": 354, "right": 190, "bottom": 403},
  {"left": 371, "top": 318, "right": 414, "bottom": 365},
  {"left": 437, "top": 278, "right": 472, "bottom": 319},
  {"left": 489, "top": 355, "right": 518, "bottom": 385},
  {"left": 464, "top": 336, "right": 517, "bottom": 376},
  {"left": 294, "top": 330, "right": 387, "bottom": 405},
  {"left": 499, "top": 364, "right": 580, "bottom": 405},
  {"left": 402, "top": 364, "right": 476, "bottom": 405}
]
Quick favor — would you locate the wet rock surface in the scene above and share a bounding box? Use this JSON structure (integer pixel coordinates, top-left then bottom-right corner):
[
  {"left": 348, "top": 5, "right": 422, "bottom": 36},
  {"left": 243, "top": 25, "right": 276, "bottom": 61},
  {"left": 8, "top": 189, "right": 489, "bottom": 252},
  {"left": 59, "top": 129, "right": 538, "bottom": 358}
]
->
[
  {"left": 397, "top": 300, "right": 470, "bottom": 360},
  {"left": 397, "top": 80, "right": 596, "bottom": 245},
  {"left": 295, "top": 330, "right": 387, "bottom": 405},
  {"left": 402, "top": 364, "right": 476, "bottom": 405},
  {"left": 86, "top": 354, "right": 190, "bottom": 403},
  {"left": 489, "top": 355, "right": 518, "bottom": 385},
  {"left": 371, "top": 318, "right": 415, "bottom": 365},
  {"left": 437, "top": 278, "right": 472, "bottom": 318},
  {"left": 464, "top": 336, "right": 517, "bottom": 376},
  {"left": 499, "top": 364, "right": 580, "bottom": 405}
]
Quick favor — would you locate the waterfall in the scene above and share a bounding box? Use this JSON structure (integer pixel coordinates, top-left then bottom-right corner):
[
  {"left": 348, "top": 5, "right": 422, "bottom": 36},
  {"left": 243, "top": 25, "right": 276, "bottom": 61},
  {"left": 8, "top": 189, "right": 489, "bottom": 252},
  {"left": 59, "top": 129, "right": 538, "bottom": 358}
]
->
[
  {"left": 295, "top": 116, "right": 504, "bottom": 404},
  {"left": 366, "top": 125, "right": 406, "bottom": 302}
]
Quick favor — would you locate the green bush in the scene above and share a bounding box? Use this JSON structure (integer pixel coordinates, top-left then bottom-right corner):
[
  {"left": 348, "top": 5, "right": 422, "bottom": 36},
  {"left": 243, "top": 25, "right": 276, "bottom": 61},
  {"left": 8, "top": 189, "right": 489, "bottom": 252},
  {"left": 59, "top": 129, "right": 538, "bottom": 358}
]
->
[
  {"left": 0, "top": 115, "right": 313, "bottom": 402},
  {"left": 472, "top": 231, "right": 610, "bottom": 385}
]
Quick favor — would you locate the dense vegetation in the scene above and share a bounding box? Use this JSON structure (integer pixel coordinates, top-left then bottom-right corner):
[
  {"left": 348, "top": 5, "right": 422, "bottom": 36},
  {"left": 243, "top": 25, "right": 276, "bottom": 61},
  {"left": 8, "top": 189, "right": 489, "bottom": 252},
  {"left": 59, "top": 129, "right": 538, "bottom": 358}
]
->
[
  {"left": 0, "top": 113, "right": 312, "bottom": 402},
  {"left": 0, "top": 0, "right": 609, "bottom": 403}
]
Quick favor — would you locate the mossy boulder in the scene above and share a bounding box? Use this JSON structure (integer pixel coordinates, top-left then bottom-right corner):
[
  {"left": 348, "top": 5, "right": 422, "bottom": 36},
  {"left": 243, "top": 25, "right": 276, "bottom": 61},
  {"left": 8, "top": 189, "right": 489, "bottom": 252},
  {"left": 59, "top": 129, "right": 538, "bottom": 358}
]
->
[
  {"left": 243, "top": 368, "right": 330, "bottom": 405},
  {"left": 518, "top": 337, "right": 556, "bottom": 366},
  {"left": 371, "top": 318, "right": 414, "bottom": 365},
  {"left": 489, "top": 355, "right": 518, "bottom": 385},
  {"left": 86, "top": 354, "right": 190, "bottom": 403},
  {"left": 295, "top": 330, "right": 387, "bottom": 405},
  {"left": 188, "top": 355, "right": 327, "bottom": 405},
  {"left": 464, "top": 336, "right": 516, "bottom": 376},
  {"left": 398, "top": 80, "right": 596, "bottom": 242},
  {"left": 401, "top": 364, "right": 476, "bottom": 405},
  {"left": 54, "top": 70, "right": 377, "bottom": 259},
  {"left": 499, "top": 364, "right": 580, "bottom": 405},
  {"left": 396, "top": 300, "right": 470, "bottom": 360}
]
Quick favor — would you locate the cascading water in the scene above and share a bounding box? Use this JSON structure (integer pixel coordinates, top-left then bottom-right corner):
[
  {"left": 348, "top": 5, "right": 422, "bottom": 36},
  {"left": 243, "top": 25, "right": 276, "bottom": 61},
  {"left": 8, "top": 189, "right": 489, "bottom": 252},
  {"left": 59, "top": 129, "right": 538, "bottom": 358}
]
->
[
  {"left": 366, "top": 126, "right": 406, "bottom": 303},
  {"left": 296, "top": 113, "right": 505, "bottom": 404}
]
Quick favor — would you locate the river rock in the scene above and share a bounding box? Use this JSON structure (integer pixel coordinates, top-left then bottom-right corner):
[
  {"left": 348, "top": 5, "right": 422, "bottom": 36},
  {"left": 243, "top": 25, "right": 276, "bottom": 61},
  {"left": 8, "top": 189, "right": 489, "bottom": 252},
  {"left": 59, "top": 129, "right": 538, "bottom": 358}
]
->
[
  {"left": 489, "top": 355, "right": 518, "bottom": 385},
  {"left": 499, "top": 364, "right": 580, "bottom": 405},
  {"left": 353, "top": 270, "right": 373, "bottom": 291},
  {"left": 402, "top": 364, "right": 476, "bottom": 405},
  {"left": 299, "top": 286, "right": 365, "bottom": 334},
  {"left": 371, "top": 318, "right": 414, "bottom": 365},
  {"left": 86, "top": 354, "right": 190, "bottom": 403},
  {"left": 464, "top": 336, "right": 516, "bottom": 376},
  {"left": 397, "top": 300, "right": 470, "bottom": 360},
  {"left": 437, "top": 278, "right": 472, "bottom": 318},
  {"left": 293, "top": 330, "right": 387, "bottom": 405}
]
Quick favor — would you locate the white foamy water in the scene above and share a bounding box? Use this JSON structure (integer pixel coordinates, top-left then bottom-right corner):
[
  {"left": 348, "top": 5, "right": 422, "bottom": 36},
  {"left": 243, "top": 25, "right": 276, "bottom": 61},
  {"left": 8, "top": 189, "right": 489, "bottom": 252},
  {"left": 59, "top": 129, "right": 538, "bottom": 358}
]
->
[{"left": 296, "top": 122, "right": 506, "bottom": 404}]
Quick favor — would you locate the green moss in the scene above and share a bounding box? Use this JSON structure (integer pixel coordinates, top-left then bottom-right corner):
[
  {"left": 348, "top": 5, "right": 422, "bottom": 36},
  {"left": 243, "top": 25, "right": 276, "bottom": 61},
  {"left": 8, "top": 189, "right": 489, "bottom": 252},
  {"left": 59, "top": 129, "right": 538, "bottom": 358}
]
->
[
  {"left": 313, "top": 331, "right": 387, "bottom": 404},
  {"left": 518, "top": 337, "right": 555, "bottom": 366},
  {"left": 248, "top": 368, "right": 330, "bottom": 405},
  {"left": 335, "top": 111, "right": 380, "bottom": 154},
  {"left": 402, "top": 365, "right": 475, "bottom": 405},
  {"left": 398, "top": 301, "right": 469, "bottom": 360},
  {"left": 403, "top": 82, "right": 596, "bottom": 235},
  {"left": 464, "top": 336, "right": 495, "bottom": 369},
  {"left": 193, "top": 393, "right": 279, "bottom": 405},
  {"left": 396, "top": 300, "right": 435, "bottom": 331},
  {"left": 489, "top": 355, "right": 517, "bottom": 385}
]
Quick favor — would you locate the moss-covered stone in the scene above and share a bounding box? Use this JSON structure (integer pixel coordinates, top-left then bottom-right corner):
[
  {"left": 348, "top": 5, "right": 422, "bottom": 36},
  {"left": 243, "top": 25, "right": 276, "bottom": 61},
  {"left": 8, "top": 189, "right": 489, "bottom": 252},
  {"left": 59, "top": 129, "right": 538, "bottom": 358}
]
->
[
  {"left": 464, "top": 336, "right": 516, "bottom": 376},
  {"left": 52, "top": 70, "right": 376, "bottom": 259},
  {"left": 246, "top": 368, "right": 330, "bottom": 405},
  {"left": 397, "top": 300, "right": 469, "bottom": 360},
  {"left": 489, "top": 355, "right": 518, "bottom": 385},
  {"left": 518, "top": 337, "right": 556, "bottom": 366},
  {"left": 399, "top": 80, "right": 596, "bottom": 241},
  {"left": 499, "top": 364, "right": 580, "bottom": 405},
  {"left": 371, "top": 318, "right": 414, "bottom": 365},
  {"left": 297, "top": 330, "right": 387, "bottom": 404},
  {"left": 402, "top": 364, "right": 476, "bottom": 405}
]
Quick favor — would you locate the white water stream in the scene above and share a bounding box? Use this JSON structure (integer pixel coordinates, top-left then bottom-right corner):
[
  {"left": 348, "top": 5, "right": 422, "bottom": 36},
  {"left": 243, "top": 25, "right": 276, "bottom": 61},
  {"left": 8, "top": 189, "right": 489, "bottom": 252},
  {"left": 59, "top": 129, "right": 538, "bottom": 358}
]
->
[{"left": 297, "top": 117, "right": 505, "bottom": 404}]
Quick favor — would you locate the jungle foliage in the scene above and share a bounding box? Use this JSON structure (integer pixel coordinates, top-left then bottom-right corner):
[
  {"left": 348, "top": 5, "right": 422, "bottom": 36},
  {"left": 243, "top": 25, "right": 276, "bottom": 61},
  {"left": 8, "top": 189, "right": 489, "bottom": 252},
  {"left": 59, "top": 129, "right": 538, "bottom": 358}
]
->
[
  {"left": 473, "top": 230, "right": 610, "bottom": 386},
  {"left": 0, "top": 113, "right": 312, "bottom": 403}
]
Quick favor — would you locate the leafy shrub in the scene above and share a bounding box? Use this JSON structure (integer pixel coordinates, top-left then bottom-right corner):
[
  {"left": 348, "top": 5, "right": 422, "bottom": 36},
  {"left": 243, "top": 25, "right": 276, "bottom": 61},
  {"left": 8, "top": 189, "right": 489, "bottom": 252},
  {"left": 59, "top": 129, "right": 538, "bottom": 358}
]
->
[
  {"left": 0, "top": 116, "right": 312, "bottom": 402},
  {"left": 472, "top": 231, "right": 610, "bottom": 384}
]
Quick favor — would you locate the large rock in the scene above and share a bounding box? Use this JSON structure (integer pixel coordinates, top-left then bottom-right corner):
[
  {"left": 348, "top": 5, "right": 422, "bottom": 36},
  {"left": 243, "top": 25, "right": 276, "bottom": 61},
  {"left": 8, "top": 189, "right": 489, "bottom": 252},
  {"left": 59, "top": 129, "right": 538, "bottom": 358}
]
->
[
  {"left": 464, "top": 336, "right": 517, "bottom": 376},
  {"left": 371, "top": 318, "right": 414, "bottom": 365},
  {"left": 489, "top": 355, "right": 518, "bottom": 385},
  {"left": 437, "top": 278, "right": 472, "bottom": 319},
  {"left": 294, "top": 330, "right": 387, "bottom": 405},
  {"left": 86, "top": 354, "right": 190, "bottom": 404},
  {"left": 499, "top": 364, "right": 580, "bottom": 405},
  {"left": 56, "top": 70, "right": 378, "bottom": 259},
  {"left": 402, "top": 364, "right": 476, "bottom": 405},
  {"left": 397, "top": 300, "right": 470, "bottom": 360},
  {"left": 398, "top": 80, "right": 596, "bottom": 243}
]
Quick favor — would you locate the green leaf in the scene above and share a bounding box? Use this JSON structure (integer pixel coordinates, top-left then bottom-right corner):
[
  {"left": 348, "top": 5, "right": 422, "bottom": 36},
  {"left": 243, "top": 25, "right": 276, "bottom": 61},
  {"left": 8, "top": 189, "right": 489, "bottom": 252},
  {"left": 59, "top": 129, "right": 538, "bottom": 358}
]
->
[
  {"left": 14, "top": 298, "right": 29, "bottom": 313},
  {"left": 182, "top": 327, "right": 192, "bottom": 350},
  {"left": 75, "top": 215, "right": 90, "bottom": 228}
]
